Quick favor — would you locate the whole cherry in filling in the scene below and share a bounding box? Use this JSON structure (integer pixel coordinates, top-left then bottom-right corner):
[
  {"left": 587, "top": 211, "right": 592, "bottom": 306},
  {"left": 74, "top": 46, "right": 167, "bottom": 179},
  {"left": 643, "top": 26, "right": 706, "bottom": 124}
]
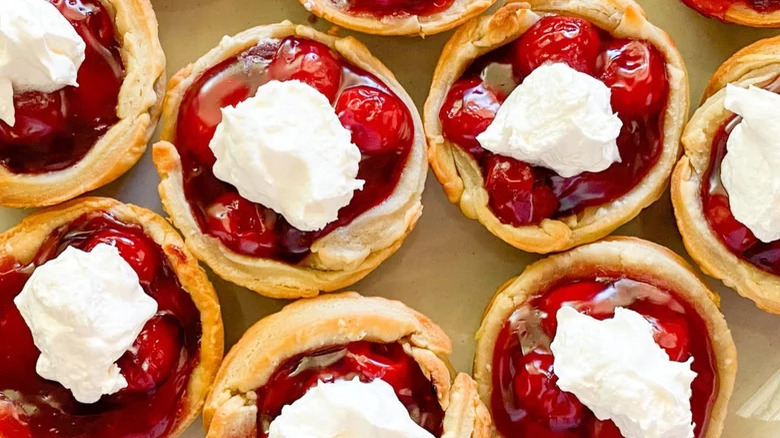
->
[
  {"left": 490, "top": 278, "right": 717, "bottom": 438},
  {"left": 0, "top": 0, "right": 124, "bottom": 174},
  {"left": 254, "top": 341, "right": 444, "bottom": 438},
  {"left": 175, "top": 36, "right": 414, "bottom": 263},
  {"left": 343, "top": 0, "right": 456, "bottom": 17},
  {"left": 439, "top": 15, "right": 669, "bottom": 226},
  {"left": 0, "top": 212, "right": 202, "bottom": 438}
]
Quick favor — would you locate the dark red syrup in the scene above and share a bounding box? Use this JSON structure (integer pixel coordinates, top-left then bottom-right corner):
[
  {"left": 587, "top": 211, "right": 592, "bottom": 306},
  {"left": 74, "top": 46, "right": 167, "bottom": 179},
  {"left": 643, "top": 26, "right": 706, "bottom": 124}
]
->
[
  {"left": 0, "top": 212, "right": 202, "bottom": 438},
  {"left": 343, "top": 0, "right": 456, "bottom": 17}
]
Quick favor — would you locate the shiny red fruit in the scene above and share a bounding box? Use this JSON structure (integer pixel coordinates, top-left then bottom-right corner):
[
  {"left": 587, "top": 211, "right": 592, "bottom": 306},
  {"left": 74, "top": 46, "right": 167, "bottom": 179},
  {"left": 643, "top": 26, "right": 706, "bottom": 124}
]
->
[
  {"left": 439, "top": 78, "right": 501, "bottom": 156},
  {"left": 484, "top": 155, "right": 559, "bottom": 226},
  {"left": 346, "top": 343, "right": 412, "bottom": 391},
  {"left": 336, "top": 86, "right": 412, "bottom": 155},
  {"left": 537, "top": 281, "right": 610, "bottom": 335},
  {"left": 630, "top": 300, "right": 692, "bottom": 362},
  {"left": 205, "top": 192, "right": 278, "bottom": 258},
  {"left": 597, "top": 39, "right": 668, "bottom": 118},
  {"left": 63, "top": 45, "right": 123, "bottom": 126},
  {"left": 83, "top": 229, "right": 161, "bottom": 285},
  {"left": 703, "top": 193, "right": 758, "bottom": 253},
  {"left": 513, "top": 349, "right": 585, "bottom": 431},
  {"left": 0, "top": 396, "right": 33, "bottom": 438},
  {"left": 117, "top": 316, "right": 182, "bottom": 394},
  {"left": 514, "top": 16, "right": 602, "bottom": 76},
  {"left": 0, "top": 92, "right": 66, "bottom": 145},
  {"left": 267, "top": 37, "right": 342, "bottom": 102},
  {"left": 588, "top": 418, "right": 624, "bottom": 438}
]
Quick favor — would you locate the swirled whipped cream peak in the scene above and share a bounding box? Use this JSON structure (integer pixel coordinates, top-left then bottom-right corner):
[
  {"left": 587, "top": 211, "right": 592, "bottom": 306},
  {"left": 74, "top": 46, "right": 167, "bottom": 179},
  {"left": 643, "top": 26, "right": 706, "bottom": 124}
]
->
[
  {"left": 268, "top": 378, "right": 435, "bottom": 438},
  {"left": 551, "top": 306, "right": 697, "bottom": 438},
  {"left": 0, "top": 0, "right": 86, "bottom": 126},
  {"left": 720, "top": 84, "right": 780, "bottom": 243},
  {"left": 476, "top": 62, "right": 623, "bottom": 178},
  {"left": 13, "top": 244, "right": 158, "bottom": 404},
  {"left": 209, "top": 80, "right": 365, "bottom": 232}
]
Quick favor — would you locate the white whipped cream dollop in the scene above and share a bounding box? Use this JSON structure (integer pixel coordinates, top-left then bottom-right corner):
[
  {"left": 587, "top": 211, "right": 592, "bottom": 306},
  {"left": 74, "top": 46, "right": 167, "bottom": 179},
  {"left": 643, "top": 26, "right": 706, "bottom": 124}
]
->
[
  {"left": 720, "top": 84, "right": 780, "bottom": 243},
  {"left": 476, "top": 62, "right": 622, "bottom": 178},
  {"left": 13, "top": 244, "right": 158, "bottom": 404},
  {"left": 550, "top": 306, "right": 697, "bottom": 438},
  {"left": 268, "top": 378, "right": 435, "bottom": 438},
  {"left": 0, "top": 0, "right": 86, "bottom": 126},
  {"left": 210, "top": 80, "right": 364, "bottom": 232}
]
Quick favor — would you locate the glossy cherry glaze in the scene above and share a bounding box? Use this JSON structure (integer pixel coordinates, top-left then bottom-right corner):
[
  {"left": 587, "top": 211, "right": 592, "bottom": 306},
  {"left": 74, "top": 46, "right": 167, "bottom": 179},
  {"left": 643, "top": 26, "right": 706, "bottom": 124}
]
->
[
  {"left": 490, "top": 278, "right": 717, "bottom": 438},
  {"left": 254, "top": 341, "right": 444, "bottom": 438},
  {"left": 175, "top": 36, "right": 414, "bottom": 263},
  {"left": 682, "top": 0, "right": 780, "bottom": 21},
  {"left": 0, "top": 0, "right": 124, "bottom": 174},
  {"left": 439, "top": 16, "right": 669, "bottom": 226},
  {"left": 0, "top": 212, "right": 202, "bottom": 438},
  {"left": 700, "top": 79, "right": 780, "bottom": 275},
  {"left": 344, "top": 0, "right": 456, "bottom": 17}
]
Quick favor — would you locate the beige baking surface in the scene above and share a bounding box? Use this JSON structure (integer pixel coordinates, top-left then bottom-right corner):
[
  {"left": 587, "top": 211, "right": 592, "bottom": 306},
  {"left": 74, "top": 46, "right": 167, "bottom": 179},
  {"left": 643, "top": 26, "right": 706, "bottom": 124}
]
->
[{"left": 0, "top": 0, "right": 778, "bottom": 436}]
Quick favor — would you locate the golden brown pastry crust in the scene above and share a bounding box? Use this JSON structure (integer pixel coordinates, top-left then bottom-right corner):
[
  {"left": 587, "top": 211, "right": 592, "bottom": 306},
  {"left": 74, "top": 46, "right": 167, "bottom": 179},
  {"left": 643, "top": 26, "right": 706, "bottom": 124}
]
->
[
  {"left": 298, "top": 0, "right": 495, "bottom": 36},
  {"left": 423, "top": 0, "right": 689, "bottom": 254},
  {"left": 0, "top": 0, "right": 166, "bottom": 208},
  {"left": 0, "top": 197, "right": 224, "bottom": 438},
  {"left": 694, "top": 2, "right": 780, "bottom": 28},
  {"left": 672, "top": 35, "right": 780, "bottom": 314},
  {"left": 473, "top": 237, "right": 737, "bottom": 438},
  {"left": 203, "top": 292, "right": 490, "bottom": 438},
  {"left": 153, "top": 22, "right": 426, "bottom": 299}
]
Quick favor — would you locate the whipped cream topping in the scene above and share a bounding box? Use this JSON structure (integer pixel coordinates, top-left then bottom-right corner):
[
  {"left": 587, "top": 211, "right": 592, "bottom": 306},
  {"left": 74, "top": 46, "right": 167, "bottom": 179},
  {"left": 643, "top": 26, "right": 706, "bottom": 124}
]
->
[
  {"left": 0, "top": 0, "right": 85, "bottom": 126},
  {"left": 210, "top": 80, "right": 364, "bottom": 232},
  {"left": 550, "top": 306, "right": 697, "bottom": 438},
  {"left": 476, "top": 62, "right": 622, "bottom": 178},
  {"left": 268, "top": 378, "right": 435, "bottom": 438},
  {"left": 720, "top": 84, "right": 780, "bottom": 243},
  {"left": 14, "top": 244, "right": 158, "bottom": 404}
]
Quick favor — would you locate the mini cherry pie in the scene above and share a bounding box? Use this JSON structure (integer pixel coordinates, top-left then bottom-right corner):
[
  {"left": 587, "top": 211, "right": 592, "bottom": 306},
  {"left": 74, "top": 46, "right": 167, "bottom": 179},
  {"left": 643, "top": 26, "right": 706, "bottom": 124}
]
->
[
  {"left": 474, "top": 238, "right": 737, "bottom": 438},
  {"left": 0, "top": 0, "right": 166, "bottom": 208},
  {"left": 681, "top": 0, "right": 780, "bottom": 27},
  {"left": 153, "top": 22, "right": 427, "bottom": 298},
  {"left": 297, "top": 0, "right": 495, "bottom": 36},
  {"left": 0, "top": 197, "right": 223, "bottom": 438},
  {"left": 424, "top": 0, "right": 689, "bottom": 253},
  {"left": 203, "top": 292, "right": 490, "bottom": 438},
  {"left": 672, "top": 35, "right": 780, "bottom": 314}
]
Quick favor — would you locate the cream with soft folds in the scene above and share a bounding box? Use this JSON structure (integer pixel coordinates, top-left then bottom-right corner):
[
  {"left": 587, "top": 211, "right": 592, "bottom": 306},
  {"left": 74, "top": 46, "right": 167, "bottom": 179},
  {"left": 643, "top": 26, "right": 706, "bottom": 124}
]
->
[
  {"left": 209, "top": 80, "right": 365, "bottom": 232},
  {"left": 476, "top": 62, "right": 622, "bottom": 178},
  {"left": 0, "top": 0, "right": 86, "bottom": 126},
  {"left": 14, "top": 244, "right": 157, "bottom": 404}
]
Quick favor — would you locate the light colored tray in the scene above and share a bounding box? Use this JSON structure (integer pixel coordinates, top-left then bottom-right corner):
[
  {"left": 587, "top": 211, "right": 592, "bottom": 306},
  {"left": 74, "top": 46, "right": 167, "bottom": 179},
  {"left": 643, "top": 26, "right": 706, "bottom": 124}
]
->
[{"left": 2, "top": 0, "right": 779, "bottom": 436}]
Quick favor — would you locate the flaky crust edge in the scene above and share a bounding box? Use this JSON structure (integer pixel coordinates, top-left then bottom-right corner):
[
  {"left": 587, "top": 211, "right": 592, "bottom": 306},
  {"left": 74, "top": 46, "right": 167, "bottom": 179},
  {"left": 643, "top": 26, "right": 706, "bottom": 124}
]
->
[
  {"left": 152, "top": 22, "right": 427, "bottom": 299},
  {"left": 423, "top": 0, "right": 689, "bottom": 254},
  {"left": 298, "top": 0, "right": 495, "bottom": 36},
  {"left": 0, "top": 197, "right": 224, "bottom": 438},
  {"left": 473, "top": 237, "right": 737, "bottom": 438},
  {"left": 203, "top": 292, "right": 490, "bottom": 438},
  {"left": 0, "top": 0, "right": 166, "bottom": 208},
  {"left": 671, "top": 35, "right": 780, "bottom": 314}
]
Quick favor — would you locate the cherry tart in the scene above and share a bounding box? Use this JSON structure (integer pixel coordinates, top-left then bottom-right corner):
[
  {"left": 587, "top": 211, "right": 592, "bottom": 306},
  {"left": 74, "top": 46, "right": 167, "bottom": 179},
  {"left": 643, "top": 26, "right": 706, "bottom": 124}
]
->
[
  {"left": 681, "top": 0, "right": 780, "bottom": 27},
  {"left": 0, "top": 197, "right": 224, "bottom": 438},
  {"left": 203, "top": 292, "right": 490, "bottom": 438},
  {"left": 474, "top": 238, "right": 737, "bottom": 438},
  {"left": 0, "top": 0, "right": 166, "bottom": 208},
  {"left": 153, "top": 23, "right": 427, "bottom": 299},
  {"left": 297, "top": 0, "right": 495, "bottom": 36},
  {"left": 672, "top": 36, "right": 780, "bottom": 314},
  {"left": 423, "top": 0, "right": 688, "bottom": 253}
]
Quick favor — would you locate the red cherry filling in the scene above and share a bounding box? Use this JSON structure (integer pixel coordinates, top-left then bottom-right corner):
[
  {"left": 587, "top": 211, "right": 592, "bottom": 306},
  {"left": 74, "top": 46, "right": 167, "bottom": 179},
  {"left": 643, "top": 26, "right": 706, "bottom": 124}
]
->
[
  {"left": 0, "top": 396, "right": 33, "bottom": 438},
  {"left": 514, "top": 16, "right": 602, "bottom": 76},
  {"left": 175, "top": 37, "right": 414, "bottom": 264},
  {"left": 439, "top": 15, "right": 669, "bottom": 226},
  {"left": 255, "top": 341, "right": 444, "bottom": 438},
  {"left": 490, "top": 278, "right": 717, "bottom": 438},
  {"left": 0, "top": 0, "right": 123, "bottom": 174},
  {"left": 681, "top": 0, "right": 780, "bottom": 21},
  {"left": 116, "top": 316, "right": 182, "bottom": 395},
  {"left": 0, "top": 212, "right": 202, "bottom": 438},
  {"left": 336, "top": 85, "right": 413, "bottom": 154},
  {"left": 344, "top": 0, "right": 456, "bottom": 17},
  {"left": 701, "top": 106, "right": 780, "bottom": 276},
  {"left": 597, "top": 39, "right": 668, "bottom": 118}
]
